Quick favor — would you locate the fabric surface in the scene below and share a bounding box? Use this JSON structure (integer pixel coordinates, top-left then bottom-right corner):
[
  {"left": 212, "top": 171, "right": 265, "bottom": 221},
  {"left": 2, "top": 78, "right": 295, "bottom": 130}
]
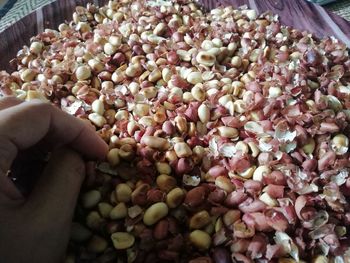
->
[
  {"left": 0, "top": 0, "right": 349, "bottom": 32},
  {"left": 0, "top": 0, "right": 55, "bottom": 31},
  {"left": 326, "top": 0, "right": 350, "bottom": 20},
  {"left": 309, "top": 0, "right": 337, "bottom": 4}
]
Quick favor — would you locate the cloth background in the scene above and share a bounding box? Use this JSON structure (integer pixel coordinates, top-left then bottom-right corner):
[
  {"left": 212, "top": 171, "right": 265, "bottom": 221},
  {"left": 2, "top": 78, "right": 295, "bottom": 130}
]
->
[{"left": 0, "top": 0, "right": 349, "bottom": 32}]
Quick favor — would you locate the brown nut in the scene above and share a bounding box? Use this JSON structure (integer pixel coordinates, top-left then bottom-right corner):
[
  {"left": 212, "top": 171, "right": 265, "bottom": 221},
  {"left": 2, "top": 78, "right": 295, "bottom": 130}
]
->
[
  {"left": 153, "top": 219, "right": 169, "bottom": 240},
  {"left": 87, "top": 235, "right": 108, "bottom": 253},
  {"left": 174, "top": 142, "right": 193, "bottom": 158},
  {"left": 156, "top": 174, "right": 177, "bottom": 192},
  {"left": 70, "top": 223, "right": 92, "bottom": 242},
  {"left": 189, "top": 210, "right": 211, "bottom": 229},
  {"left": 212, "top": 248, "right": 231, "bottom": 263},
  {"left": 223, "top": 210, "right": 241, "bottom": 227},
  {"left": 155, "top": 162, "right": 172, "bottom": 175},
  {"left": 107, "top": 149, "right": 121, "bottom": 167},
  {"left": 98, "top": 202, "right": 113, "bottom": 218},
  {"left": 141, "top": 135, "right": 170, "bottom": 150},
  {"left": 131, "top": 183, "right": 151, "bottom": 206},
  {"left": 143, "top": 202, "right": 169, "bottom": 226},
  {"left": 215, "top": 176, "right": 235, "bottom": 193},
  {"left": 189, "top": 257, "right": 213, "bottom": 263},
  {"left": 166, "top": 187, "right": 186, "bottom": 208},
  {"left": 115, "top": 183, "right": 132, "bottom": 203},
  {"left": 147, "top": 188, "right": 166, "bottom": 203},
  {"left": 86, "top": 211, "right": 104, "bottom": 230},
  {"left": 174, "top": 116, "right": 188, "bottom": 133},
  {"left": 111, "top": 232, "right": 135, "bottom": 250},
  {"left": 110, "top": 202, "right": 128, "bottom": 220},
  {"left": 184, "top": 186, "right": 207, "bottom": 209},
  {"left": 189, "top": 230, "right": 211, "bottom": 250},
  {"left": 311, "top": 256, "right": 328, "bottom": 263},
  {"left": 81, "top": 190, "right": 101, "bottom": 209}
]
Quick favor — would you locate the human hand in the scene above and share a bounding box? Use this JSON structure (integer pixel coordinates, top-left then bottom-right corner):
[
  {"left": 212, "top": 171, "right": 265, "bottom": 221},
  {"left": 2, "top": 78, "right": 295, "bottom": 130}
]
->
[{"left": 0, "top": 97, "right": 108, "bottom": 263}]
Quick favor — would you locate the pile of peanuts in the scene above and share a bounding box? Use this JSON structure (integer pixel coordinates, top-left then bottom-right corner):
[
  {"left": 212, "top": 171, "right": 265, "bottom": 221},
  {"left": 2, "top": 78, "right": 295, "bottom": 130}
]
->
[{"left": 1, "top": 0, "right": 350, "bottom": 262}]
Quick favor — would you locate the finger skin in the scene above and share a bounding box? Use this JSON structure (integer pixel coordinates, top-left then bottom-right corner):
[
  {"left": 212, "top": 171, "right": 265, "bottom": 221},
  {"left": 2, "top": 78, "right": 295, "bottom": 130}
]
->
[
  {"left": 0, "top": 148, "right": 85, "bottom": 263},
  {"left": 0, "top": 100, "right": 108, "bottom": 174},
  {"left": 26, "top": 148, "right": 85, "bottom": 224},
  {"left": 0, "top": 174, "right": 23, "bottom": 201},
  {"left": 0, "top": 96, "right": 23, "bottom": 110}
]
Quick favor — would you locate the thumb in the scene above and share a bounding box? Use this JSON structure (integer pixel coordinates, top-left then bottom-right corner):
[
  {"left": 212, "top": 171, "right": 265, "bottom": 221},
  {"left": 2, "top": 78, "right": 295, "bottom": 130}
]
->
[
  {"left": 26, "top": 148, "right": 85, "bottom": 226},
  {"left": 3, "top": 148, "right": 86, "bottom": 263}
]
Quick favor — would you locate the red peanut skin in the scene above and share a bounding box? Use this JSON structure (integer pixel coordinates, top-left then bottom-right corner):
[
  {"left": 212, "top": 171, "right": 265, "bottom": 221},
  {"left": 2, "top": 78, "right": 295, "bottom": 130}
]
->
[
  {"left": 184, "top": 186, "right": 207, "bottom": 208},
  {"left": 212, "top": 247, "right": 231, "bottom": 263},
  {"left": 153, "top": 219, "right": 169, "bottom": 240}
]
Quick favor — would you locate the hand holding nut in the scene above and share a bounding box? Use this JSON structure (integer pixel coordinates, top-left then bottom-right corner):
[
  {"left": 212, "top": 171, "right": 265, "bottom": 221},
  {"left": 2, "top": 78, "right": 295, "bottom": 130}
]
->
[{"left": 0, "top": 97, "right": 108, "bottom": 263}]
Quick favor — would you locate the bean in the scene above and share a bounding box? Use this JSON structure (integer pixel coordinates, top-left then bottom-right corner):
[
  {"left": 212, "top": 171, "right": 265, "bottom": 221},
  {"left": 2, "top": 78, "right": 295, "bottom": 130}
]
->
[
  {"left": 116, "top": 183, "right": 132, "bottom": 203},
  {"left": 189, "top": 230, "right": 211, "bottom": 250},
  {"left": 70, "top": 223, "right": 92, "bottom": 242},
  {"left": 81, "top": 190, "right": 101, "bottom": 209},
  {"left": 131, "top": 183, "right": 151, "bottom": 206},
  {"left": 87, "top": 235, "right": 108, "bottom": 253},
  {"left": 155, "top": 162, "right": 172, "bottom": 175},
  {"left": 166, "top": 188, "right": 186, "bottom": 208},
  {"left": 187, "top": 71, "right": 203, "bottom": 84},
  {"left": 189, "top": 211, "right": 211, "bottom": 229},
  {"left": 174, "top": 142, "right": 192, "bottom": 158},
  {"left": 30, "top": 41, "right": 43, "bottom": 54},
  {"left": 217, "top": 126, "right": 238, "bottom": 138},
  {"left": 110, "top": 202, "right": 128, "bottom": 220},
  {"left": 75, "top": 65, "right": 91, "bottom": 80},
  {"left": 302, "top": 138, "right": 315, "bottom": 154},
  {"left": 215, "top": 176, "right": 234, "bottom": 193},
  {"left": 86, "top": 211, "right": 104, "bottom": 230},
  {"left": 223, "top": 210, "right": 241, "bottom": 226},
  {"left": 141, "top": 135, "right": 170, "bottom": 151},
  {"left": 196, "top": 51, "right": 216, "bottom": 66},
  {"left": 153, "top": 219, "right": 169, "bottom": 240},
  {"left": 212, "top": 247, "right": 231, "bottom": 263},
  {"left": 174, "top": 116, "right": 188, "bottom": 133},
  {"left": 91, "top": 99, "right": 105, "bottom": 115},
  {"left": 88, "top": 113, "right": 107, "bottom": 127},
  {"left": 111, "top": 232, "right": 135, "bottom": 249},
  {"left": 107, "top": 148, "right": 120, "bottom": 166},
  {"left": 189, "top": 257, "right": 213, "bottom": 263},
  {"left": 198, "top": 104, "right": 210, "bottom": 123},
  {"left": 184, "top": 186, "right": 207, "bottom": 209},
  {"left": 98, "top": 202, "right": 113, "bottom": 218},
  {"left": 312, "top": 256, "right": 328, "bottom": 263},
  {"left": 252, "top": 165, "right": 271, "bottom": 182},
  {"left": 143, "top": 202, "right": 169, "bottom": 226},
  {"left": 259, "top": 192, "right": 278, "bottom": 207},
  {"left": 156, "top": 174, "right": 177, "bottom": 192}
]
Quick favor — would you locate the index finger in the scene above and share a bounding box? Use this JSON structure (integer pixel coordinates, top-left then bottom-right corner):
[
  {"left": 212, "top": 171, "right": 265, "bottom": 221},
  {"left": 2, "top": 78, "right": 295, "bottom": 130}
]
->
[{"left": 0, "top": 100, "right": 108, "bottom": 174}]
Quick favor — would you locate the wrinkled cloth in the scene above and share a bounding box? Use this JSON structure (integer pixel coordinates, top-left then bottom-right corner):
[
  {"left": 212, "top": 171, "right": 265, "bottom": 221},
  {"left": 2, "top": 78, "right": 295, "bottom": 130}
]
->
[
  {"left": 308, "top": 0, "right": 337, "bottom": 5},
  {"left": 0, "top": 0, "right": 350, "bottom": 33}
]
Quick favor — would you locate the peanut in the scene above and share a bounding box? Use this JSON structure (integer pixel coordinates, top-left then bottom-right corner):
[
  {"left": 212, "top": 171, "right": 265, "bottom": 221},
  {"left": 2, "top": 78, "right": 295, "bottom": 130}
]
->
[
  {"left": 81, "top": 190, "right": 101, "bottom": 209},
  {"left": 143, "top": 202, "right": 169, "bottom": 226},
  {"left": 189, "top": 230, "right": 211, "bottom": 250},
  {"left": 110, "top": 202, "right": 128, "bottom": 220},
  {"left": 116, "top": 183, "right": 132, "bottom": 203},
  {"left": 141, "top": 135, "right": 170, "bottom": 151},
  {"left": 166, "top": 187, "right": 185, "bottom": 208},
  {"left": 111, "top": 232, "right": 135, "bottom": 249},
  {"left": 189, "top": 211, "right": 211, "bottom": 229}
]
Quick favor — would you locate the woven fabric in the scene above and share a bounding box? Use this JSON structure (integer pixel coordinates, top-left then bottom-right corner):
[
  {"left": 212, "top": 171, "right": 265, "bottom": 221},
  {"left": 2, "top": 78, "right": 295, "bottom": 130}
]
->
[
  {"left": 0, "top": 0, "right": 55, "bottom": 31},
  {"left": 327, "top": 0, "right": 350, "bottom": 21},
  {"left": 0, "top": 0, "right": 349, "bottom": 31},
  {"left": 309, "top": 0, "right": 337, "bottom": 4}
]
